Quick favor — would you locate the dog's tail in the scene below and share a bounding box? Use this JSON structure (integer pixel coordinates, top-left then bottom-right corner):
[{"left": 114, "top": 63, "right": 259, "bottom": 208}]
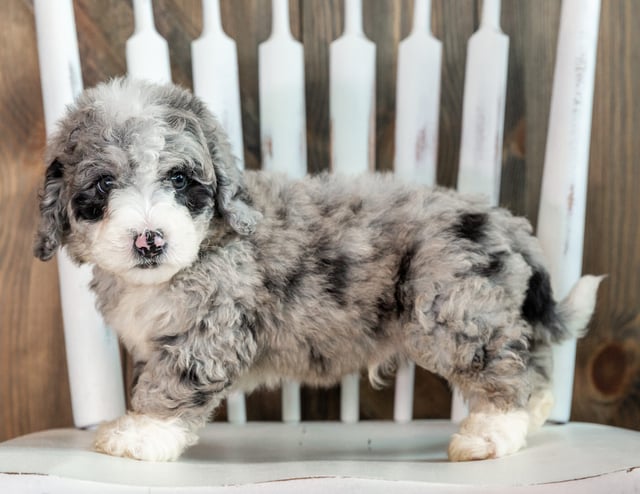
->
[
  {"left": 537, "top": 274, "right": 605, "bottom": 343},
  {"left": 553, "top": 275, "right": 605, "bottom": 340}
]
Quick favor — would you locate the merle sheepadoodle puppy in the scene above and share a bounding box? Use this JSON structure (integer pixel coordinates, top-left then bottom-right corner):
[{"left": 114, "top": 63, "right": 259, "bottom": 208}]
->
[{"left": 34, "top": 78, "right": 601, "bottom": 462}]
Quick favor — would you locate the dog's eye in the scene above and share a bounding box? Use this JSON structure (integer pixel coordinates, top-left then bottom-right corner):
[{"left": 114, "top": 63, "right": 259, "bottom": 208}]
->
[
  {"left": 95, "top": 176, "right": 115, "bottom": 195},
  {"left": 170, "top": 172, "right": 189, "bottom": 191}
]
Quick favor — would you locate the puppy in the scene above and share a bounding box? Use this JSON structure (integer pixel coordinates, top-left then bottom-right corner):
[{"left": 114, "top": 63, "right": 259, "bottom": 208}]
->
[{"left": 34, "top": 78, "right": 601, "bottom": 462}]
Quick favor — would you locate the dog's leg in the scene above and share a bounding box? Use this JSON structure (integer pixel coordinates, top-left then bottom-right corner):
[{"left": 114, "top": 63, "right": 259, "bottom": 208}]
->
[
  {"left": 447, "top": 382, "right": 554, "bottom": 461},
  {"left": 527, "top": 386, "right": 554, "bottom": 433},
  {"left": 94, "top": 320, "right": 257, "bottom": 461},
  {"left": 448, "top": 405, "right": 530, "bottom": 461},
  {"left": 93, "top": 355, "right": 226, "bottom": 461},
  {"left": 93, "top": 412, "right": 199, "bottom": 462},
  {"left": 405, "top": 304, "right": 541, "bottom": 461},
  {"left": 445, "top": 345, "right": 555, "bottom": 461}
]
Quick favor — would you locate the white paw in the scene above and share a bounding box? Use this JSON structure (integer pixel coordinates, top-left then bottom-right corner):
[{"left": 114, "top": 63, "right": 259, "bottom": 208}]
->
[
  {"left": 527, "top": 388, "right": 554, "bottom": 432},
  {"left": 93, "top": 413, "right": 198, "bottom": 461},
  {"left": 448, "top": 409, "right": 529, "bottom": 461}
]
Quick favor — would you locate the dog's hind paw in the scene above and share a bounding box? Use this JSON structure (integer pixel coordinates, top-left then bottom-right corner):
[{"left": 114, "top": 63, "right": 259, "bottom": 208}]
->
[
  {"left": 448, "top": 409, "right": 529, "bottom": 461},
  {"left": 93, "top": 412, "right": 198, "bottom": 461}
]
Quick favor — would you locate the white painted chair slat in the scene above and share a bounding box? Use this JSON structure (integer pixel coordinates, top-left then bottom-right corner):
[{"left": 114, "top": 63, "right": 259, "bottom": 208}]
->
[
  {"left": 126, "top": 0, "right": 171, "bottom": 84},
  {"left": 339, "top": 373, "right": 360, "bottom": 424},
  {"left": 192, "top": 0, "right": 247, "bottom": 424},
  {"left": 2, "top": 421, "right": 640, "bottom": 492},
  {"left": 329, "top": 0, "right": 376, "bottom": 175},
  {"left": 258, "top": 0, "right": 307, "bottom": 179},
  {"left": 281, "top": 379, "right": 301, "bottom": 423},
  {"left": 393, "top": 0, "right": 441, "bottom": 186},
  {"left": 537, "top": 0, "right": 602, "bottom": 423},
  {"left": 4, "top": 2, "right": 640, "bottom": 492},
  {"left": 192, "top": 0, "right": 246, "bottom": 170},
  {"left": 393, "top": 361, "right": 415, "bottom": 423},
  {"left": 456, "top": 0, "right": 508, "bottom": 207},
  {"left": 33, "top": 0, "right": 125, "bottom": 430}
]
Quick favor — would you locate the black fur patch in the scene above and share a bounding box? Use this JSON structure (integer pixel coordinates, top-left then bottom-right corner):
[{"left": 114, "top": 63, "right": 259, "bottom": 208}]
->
[
  {"left": 72, "top": 186, "right": 109, "bottom": 222},
  {"left": 471, "top": 345, "right": 488, "bottom": 371},
  {"left": 179, "top": 362, "right": 202, "bottom": 386},
  {"left": 453, "top": 212, "right": 488, "bottom": 243},
  {"left": 347, "top": 298, "right": 386, "bottom": 339},
  {"left": 504, "top": 339, "right": 528, "bottom": 354},
  {"left": 276, "top": 206, "right": 288, "bottom": 222},
  {"left": 45, "top": 159, "right": 64, "bottom": 180},
  {"left": 375, "top": 295, "right": 396, "bottom": 322},
  {"left": 263, "top": 260, "right": 308, "bottom": 302},
  {"left": 394, "top": 244, "right": 417, "bottom": 315},
  {"left": 191, "top": 390, "right": 213, "bottom": 408},
  {"left": 308, "top": 344, "right": 330, "bottom": 373},
  {"left": 173, "top": 178, "right": 214, "bottom": 215},
  {"left": 232, "top": 186, "right": 254, "bottom": 207},
  {"left": 283, "top": 261, "right": 308, "bottom": 301},
  {"left": 239, "top": 313, "right": 257, "bottom": 341},
  {"left": 474, "top": 251, "right": 505, "bottom": 277},
  {"left": 521, "top": 268, "right": 557, "bottom": 328},
  {"left": 322, "top": 254, "right": 350, "bottom": 306},
  {"left": 314, "top": 240, "right": 350, "bottom": 306}
]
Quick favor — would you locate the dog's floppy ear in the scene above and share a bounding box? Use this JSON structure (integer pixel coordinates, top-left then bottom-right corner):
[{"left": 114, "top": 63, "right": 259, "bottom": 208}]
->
[
  {"left": 200, "top": 113, "right": 261, "bottom": 235},
  {"left": 34, "top": 158, "right": 69, "bottom": 260}
]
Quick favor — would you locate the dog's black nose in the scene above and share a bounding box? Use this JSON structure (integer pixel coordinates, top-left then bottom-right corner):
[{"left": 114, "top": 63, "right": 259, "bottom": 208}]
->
[{"left": 134, "top": 230, "right": 165, "bottom": 259}]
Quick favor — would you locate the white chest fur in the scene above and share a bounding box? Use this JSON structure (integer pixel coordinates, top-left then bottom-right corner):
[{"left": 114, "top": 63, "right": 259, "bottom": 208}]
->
[{"left": 105, "top": 283, "right": 178, "bottom": 360}]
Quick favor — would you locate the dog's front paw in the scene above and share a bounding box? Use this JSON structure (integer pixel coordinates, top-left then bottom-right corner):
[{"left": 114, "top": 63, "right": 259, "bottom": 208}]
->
[
  {"left": 448, "top": 409, "right": 529, "bottom": 461},
  {"left": 93, "top": 413, "right": 198, "bottom": 461}
]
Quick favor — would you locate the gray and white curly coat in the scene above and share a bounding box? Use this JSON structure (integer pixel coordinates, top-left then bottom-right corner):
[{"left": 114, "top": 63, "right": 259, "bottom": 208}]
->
[{"left": 34, "top": 78, "right": 601, "bottom": 462}]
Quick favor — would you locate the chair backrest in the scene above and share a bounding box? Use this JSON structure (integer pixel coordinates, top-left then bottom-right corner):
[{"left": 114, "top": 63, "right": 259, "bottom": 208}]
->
[{"left": 32, "top": 0, "right": 601, "bottom": 430}]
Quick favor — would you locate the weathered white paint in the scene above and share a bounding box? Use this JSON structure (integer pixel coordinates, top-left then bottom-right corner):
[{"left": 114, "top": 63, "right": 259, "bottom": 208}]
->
[
  {"left": 394, "top": 0, "right": 441, "bottom": 186},
  {"left": 192, "top": 0, "right": 245, "bottom": 171},
  {"left": 457, "top": 0, "right": 509, "bottom": 207},
  {"left": 258, "top": 0, "right": 307, "bottom": 179},
  {"left": 281, "top": 378, "right": 301, "bottom": 423},
  {"left": 329, "top": 0, "right": 376, "bottom": 175},
  {"left": 33, "top": 0, "right": 125, "bottom": 429},
  {"left": 537, "top": 0, "right": 601, "bottom": 423},
  {"left": 2, "top": 422, "right": 640, "bottom": 491},
  {"left": 340, "top": 373, "right": 360, "bottom": 424},
  {"left": 126, "top": 0, "right": 171, "bottom": 84},
  {"left": 393, "top": 361, "right": 415, "bottom": 423}
]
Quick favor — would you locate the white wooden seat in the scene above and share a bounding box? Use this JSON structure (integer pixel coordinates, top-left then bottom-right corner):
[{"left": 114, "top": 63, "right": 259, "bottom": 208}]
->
[
  {"left": 2, "top": 422, "right": 640, "bottom": 492},
  {"left": 2, "top": 0, "right": 639, "bottom": 492}
]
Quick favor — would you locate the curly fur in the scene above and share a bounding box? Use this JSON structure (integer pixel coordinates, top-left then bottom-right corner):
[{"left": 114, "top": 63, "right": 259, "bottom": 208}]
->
[{"left": 34, "top": 78, "right": 602, "bottom": 462}]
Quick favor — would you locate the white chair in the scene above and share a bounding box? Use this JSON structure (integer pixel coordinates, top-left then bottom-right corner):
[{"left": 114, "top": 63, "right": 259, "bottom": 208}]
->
[{"left": 2, "top": 0, "right": 639, "bottom": 492}]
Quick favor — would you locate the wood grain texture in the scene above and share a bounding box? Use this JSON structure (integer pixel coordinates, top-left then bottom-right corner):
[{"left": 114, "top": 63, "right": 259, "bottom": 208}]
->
[
  {"left": 0, "top": 0, "right": 73, "bottom": 440},
  {"left": 572, "top": 0, "right": 640, "bottom": 428},
  {"left": 1, "top": 0, "right": 639, "bottom": 441}
]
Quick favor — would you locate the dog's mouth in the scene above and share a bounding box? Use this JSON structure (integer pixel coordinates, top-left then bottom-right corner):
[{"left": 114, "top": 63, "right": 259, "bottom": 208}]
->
[{"left": 135, "top": 258, "right": 162, "bottom": 269}]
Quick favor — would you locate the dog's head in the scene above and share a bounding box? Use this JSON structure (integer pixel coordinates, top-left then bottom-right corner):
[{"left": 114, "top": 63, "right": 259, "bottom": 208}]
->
[{"left": 34, "top": 78, "right": 259, "bottom": 285}]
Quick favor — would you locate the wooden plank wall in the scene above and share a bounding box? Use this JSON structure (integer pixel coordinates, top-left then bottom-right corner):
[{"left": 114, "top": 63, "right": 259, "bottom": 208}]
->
[{"left": 0, "top": 0, "right": 638, "bottom": 441}]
